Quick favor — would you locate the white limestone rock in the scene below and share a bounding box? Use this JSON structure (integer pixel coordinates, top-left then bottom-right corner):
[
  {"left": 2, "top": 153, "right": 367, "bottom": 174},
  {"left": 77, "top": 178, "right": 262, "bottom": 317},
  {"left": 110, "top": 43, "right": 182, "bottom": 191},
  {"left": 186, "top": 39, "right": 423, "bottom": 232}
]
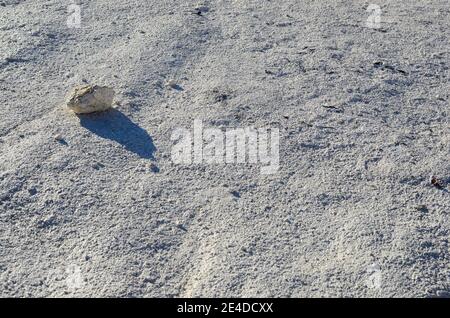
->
[{"left": 66, "top": 85, "right": 115, "bottom": 114}]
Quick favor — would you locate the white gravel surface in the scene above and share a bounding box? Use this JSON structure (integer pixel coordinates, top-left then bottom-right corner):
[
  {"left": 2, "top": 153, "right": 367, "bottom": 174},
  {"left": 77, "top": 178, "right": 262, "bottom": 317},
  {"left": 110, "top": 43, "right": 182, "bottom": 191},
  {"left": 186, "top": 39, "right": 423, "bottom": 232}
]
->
[{"left": 0, "top": 0, "right": 449, "bottom": 297}]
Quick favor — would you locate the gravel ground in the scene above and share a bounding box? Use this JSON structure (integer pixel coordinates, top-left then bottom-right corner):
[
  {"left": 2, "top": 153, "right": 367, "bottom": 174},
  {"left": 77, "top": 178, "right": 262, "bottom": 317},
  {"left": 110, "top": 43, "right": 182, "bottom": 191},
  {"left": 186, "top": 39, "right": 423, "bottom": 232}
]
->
[{"left": 0, "top": 0, "right": 449, "bottom": 298}]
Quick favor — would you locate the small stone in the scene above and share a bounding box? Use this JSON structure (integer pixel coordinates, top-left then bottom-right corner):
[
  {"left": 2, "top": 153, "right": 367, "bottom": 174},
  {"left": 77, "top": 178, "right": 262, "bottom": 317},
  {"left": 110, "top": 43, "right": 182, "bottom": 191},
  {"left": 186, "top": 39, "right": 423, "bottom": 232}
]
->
[
  {"left": 66, "top": 84, "right": 115, "bottom": 114},
  {"left": 175, "top": 222, "right": 187, "bottom": 232},
  {"left": 165, "top": 79, "right": 177, "bottom": 88},
  {"left": 195, "top": 5, "right": 209, "bottom": 13},
  {"left": 430, "top": 175, "right": 444, "bottom": 189}
]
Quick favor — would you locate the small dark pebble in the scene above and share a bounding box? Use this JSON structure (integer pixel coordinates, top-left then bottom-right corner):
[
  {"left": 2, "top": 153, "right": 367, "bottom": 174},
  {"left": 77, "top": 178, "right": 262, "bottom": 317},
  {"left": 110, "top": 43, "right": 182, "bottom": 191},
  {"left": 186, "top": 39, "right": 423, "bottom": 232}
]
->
[{"left": 430, "top": 176, "right": 444, "bottom": 189}]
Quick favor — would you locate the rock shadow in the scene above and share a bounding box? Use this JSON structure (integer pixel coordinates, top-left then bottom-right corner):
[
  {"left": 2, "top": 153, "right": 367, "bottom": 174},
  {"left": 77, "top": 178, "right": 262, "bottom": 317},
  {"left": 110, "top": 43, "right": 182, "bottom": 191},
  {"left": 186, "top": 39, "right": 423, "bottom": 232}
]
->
[{"left": 78, "top": 109, "right": 155, "bottom": 160}]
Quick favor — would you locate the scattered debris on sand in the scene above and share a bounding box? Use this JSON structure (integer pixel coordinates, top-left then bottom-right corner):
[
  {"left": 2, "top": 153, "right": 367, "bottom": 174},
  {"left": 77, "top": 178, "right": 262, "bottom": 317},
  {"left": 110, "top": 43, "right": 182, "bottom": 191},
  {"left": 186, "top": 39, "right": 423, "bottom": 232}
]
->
[{"left": 66, "top": 85, "right": 115, "bottom": 114}]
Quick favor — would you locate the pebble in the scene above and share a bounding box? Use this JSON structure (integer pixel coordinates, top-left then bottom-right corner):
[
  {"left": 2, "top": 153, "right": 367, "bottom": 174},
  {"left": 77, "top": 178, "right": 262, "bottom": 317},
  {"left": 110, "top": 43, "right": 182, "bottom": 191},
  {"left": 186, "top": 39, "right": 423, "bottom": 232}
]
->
[
  {"left": 165, "top": 79, "right": 177, "bottom": 88},
  {"left": 66, "top": 85, "right": 115, "bottom": 114},
  {"left": 195, "top": 4, "right": 209, "bottom": 13}
]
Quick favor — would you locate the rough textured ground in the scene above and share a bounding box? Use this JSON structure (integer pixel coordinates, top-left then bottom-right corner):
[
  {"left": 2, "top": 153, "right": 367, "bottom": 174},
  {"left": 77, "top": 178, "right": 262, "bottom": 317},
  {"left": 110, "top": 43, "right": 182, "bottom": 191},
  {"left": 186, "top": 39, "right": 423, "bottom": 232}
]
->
[{"left": 0, "top": 0, "right": 449, "bottom": 298}]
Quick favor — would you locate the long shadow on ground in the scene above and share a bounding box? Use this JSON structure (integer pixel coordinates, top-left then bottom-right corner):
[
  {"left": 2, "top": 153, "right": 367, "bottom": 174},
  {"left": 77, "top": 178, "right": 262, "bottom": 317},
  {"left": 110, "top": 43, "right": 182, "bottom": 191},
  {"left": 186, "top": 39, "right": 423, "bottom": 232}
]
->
[{"left": 78, "top": 109, "right": 156, "bottom": 160}]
